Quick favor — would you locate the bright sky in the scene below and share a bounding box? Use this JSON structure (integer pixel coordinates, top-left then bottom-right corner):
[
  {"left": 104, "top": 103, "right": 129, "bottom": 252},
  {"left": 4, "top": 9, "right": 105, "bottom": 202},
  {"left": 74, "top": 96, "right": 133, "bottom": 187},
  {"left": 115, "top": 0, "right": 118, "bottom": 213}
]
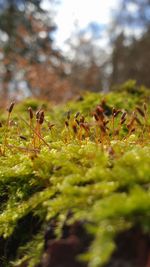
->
[{"left": 42, "top": 0, "right": 119, "bottom": 51}]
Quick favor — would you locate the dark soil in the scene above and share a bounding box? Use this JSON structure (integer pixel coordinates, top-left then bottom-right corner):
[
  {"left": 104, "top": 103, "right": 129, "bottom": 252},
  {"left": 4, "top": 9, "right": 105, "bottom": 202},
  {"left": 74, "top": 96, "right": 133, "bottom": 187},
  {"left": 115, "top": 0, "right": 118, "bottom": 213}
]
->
[
  {"left": 1, "top": 218, "right": 150, "bottom": 267},
  {"left": 36, "top": 220, "right": 91, "bottom": 267},
  {"left": 105, "top": 227, "right": 150, "bottom": 267},
  {"left": 36, "top": 223, "right": 150, "bottom": 267}
]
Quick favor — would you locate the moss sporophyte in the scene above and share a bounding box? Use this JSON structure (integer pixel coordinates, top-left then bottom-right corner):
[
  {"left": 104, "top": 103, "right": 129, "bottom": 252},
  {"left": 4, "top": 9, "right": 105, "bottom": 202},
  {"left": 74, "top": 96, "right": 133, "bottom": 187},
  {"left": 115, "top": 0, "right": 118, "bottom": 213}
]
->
[{"left": 0, "top": 87, "right": 150, "bottom": 267}]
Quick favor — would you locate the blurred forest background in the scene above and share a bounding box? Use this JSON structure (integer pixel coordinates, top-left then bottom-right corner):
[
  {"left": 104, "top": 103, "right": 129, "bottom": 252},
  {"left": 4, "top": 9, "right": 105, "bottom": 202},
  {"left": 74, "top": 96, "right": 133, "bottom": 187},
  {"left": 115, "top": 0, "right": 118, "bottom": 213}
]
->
[{"left": 0, "top": 0, "right": 150, "bottom": 103}]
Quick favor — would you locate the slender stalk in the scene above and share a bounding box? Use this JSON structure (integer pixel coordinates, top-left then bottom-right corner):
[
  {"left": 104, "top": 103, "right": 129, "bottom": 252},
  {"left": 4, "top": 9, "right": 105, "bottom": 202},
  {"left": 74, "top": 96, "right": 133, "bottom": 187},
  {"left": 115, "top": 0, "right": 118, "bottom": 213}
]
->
[
  {"left": 3, "top": 102, "right": 15, "bottom": 155},
  {"left": 19, "top": 116, "right": 50, "bottom": 149}
]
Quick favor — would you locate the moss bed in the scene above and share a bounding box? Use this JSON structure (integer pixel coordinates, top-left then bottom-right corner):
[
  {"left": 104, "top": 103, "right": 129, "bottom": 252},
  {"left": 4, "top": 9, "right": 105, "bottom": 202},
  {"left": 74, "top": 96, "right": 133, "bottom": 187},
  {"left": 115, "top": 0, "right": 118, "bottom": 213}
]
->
[{"left": 0, "top": 81, "right": 150, "bottom": 267}]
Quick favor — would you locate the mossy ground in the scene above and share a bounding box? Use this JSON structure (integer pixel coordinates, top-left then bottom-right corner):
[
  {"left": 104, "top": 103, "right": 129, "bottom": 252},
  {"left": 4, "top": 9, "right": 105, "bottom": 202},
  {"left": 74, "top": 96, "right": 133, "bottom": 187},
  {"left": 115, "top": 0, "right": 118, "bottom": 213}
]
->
[{"left": 0, "top": 81, "right": 150, "bottom": 267}]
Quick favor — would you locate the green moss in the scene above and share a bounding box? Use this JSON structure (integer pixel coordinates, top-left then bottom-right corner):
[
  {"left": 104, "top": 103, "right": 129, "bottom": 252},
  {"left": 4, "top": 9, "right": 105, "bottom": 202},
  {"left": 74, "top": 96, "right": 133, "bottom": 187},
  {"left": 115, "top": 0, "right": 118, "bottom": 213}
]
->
[{"left": 0, "top": 83, "right": 150, "bottom": 267}]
